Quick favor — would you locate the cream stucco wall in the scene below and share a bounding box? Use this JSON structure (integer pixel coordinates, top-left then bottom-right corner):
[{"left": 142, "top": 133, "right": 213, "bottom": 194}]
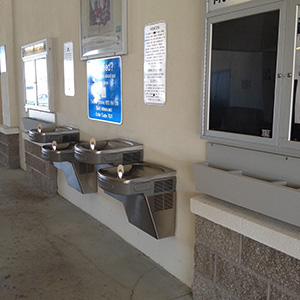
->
[
  {"left": 6, "top": 0, "right": 206, "bottom": 286},
  {"left": 0, "top": 0, "right": 18, "bottom": 127}
]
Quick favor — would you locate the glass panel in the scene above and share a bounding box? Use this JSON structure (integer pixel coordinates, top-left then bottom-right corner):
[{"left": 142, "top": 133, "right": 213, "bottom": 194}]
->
[
  {"left": 36, "top": 57, "right": 48, "bottom": 107},
  {"left": 209, "top": 10, "right": 279, "bottom": 138},
  {"left": 24, "top": 60, "right": 36, "bottom": 106},
  {"left": 291, "top": 8, "right": 300, "bottom": 141}
]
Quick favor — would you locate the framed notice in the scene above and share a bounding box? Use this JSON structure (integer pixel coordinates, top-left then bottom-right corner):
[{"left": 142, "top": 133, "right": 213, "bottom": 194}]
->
[
  {"left": 144, "top": 21, "right": 167, "bottom": 105},
  {"left": 79, "top": 0, "right": 127, "bottom": 60},
  {"left": 87, "top": 56, "right": 122, "bottom": 124}
]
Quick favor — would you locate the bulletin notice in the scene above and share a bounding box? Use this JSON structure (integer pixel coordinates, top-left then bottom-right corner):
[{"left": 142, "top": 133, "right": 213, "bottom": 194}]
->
[{"left": 144, "top": 21, "right": 167, "bottom": 106}]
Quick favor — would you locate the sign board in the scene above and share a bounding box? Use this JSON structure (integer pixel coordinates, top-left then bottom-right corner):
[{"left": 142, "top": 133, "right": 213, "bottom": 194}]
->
[
  {"left": 0, "top": 45, "right": 7, "bottom": 74},
  {"left": 144, "top": 21, "right": 167, "bottom": 105},
  {"left": 22, "top": 40, "right": 47, "bottom": 57},
  {"left": 87, "top": 56, "right": 122, "bottom": 124},
  {"left": 208, "top": 0, "right": 253, "bottom": 12},
  {"left": 64, "top": 42, "right": 75, "bottom": 96},
  {"left": 80, "top": 0, "right": 127, "bottom": 60}
]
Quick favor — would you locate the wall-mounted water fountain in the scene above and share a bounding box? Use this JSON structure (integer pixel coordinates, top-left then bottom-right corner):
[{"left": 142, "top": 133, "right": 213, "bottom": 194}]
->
[
  {"left": 41, "top": 137, "right": 144, "bottom": 194},
  {"left": 41, "top": 141, "right": 97, "bottom": 194},
  {"left": 29, "top": 125, "right": 80, "bottom": 143},
  {"left": 74, "top": 138, "right": 144, "bottom": 169},
  {"left": 98, "top": 162, "right": 176, "bottom": 239}
]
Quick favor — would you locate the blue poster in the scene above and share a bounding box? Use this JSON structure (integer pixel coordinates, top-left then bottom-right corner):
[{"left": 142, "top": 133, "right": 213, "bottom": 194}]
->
[{"left": 87, "top": 56, "right": 122, "bottom": 124}]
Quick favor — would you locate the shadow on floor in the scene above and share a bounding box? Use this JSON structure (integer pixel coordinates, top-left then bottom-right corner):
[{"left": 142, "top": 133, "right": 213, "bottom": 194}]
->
[{"left": 0, "top": 166, "right": 192, "bottom": 300}]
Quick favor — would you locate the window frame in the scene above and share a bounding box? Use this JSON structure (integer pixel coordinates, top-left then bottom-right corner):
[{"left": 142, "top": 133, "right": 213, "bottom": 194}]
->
[
  {"left": 21, "top": 39, "right": 55, "bottom": 113},
  {"left": 200, "top": 0, "right": 300, "bottom": 155}
]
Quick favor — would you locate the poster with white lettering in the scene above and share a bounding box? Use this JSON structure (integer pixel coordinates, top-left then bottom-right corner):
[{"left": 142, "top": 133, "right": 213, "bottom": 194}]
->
[{"left": 87, "top": 56, "right": 122, "bottom": 124}]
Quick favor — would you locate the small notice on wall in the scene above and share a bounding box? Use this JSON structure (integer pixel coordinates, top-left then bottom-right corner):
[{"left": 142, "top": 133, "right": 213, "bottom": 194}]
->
[
  {"left": 64, "top": 42, "right": 75, "bottom": 96},
  {"left": 144, "top": 21, "right": 167, "bottom": 106}
]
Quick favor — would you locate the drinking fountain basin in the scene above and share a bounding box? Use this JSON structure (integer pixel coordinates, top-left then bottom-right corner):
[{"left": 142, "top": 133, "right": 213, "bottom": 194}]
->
[
  {"left": 74, "top": 138, "right": 143, "bottom": 166},
  {"left": 98, "top": 163, "right": 176, "bottom": 196},
  {"left": 98, "top": 162, "right": 176, "bottom": 239},
  {"left": 41, "top": 142, "right": 76, "bottom": 162},
  {"left": 29, "top": 126, "right": 80, "bottom": 143}
]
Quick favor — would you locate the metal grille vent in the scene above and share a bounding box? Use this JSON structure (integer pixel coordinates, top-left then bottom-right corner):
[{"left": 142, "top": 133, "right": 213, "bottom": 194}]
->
[
  {"left": 154, "top": 195, "right": 164, "bottom": 212},
  {"left": 154, "top": 193, "right": 174, "bottom": 212},
  {"left": 164, "top": 193, "right": 174, "bottom": 210},
  {"left": 122, "top": 151, "right": 142, "bottom": 164},
  {"left": 154, "top": 179, "right": 174, "bottom": 193}
]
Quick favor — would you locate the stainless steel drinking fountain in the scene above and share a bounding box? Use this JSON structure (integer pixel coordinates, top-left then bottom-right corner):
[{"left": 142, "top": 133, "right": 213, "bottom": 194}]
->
[
  {"left": 74, "top": 138, "right": 144, "bottom": 169},
  {"left": 41, "top": 141, "right": 97, "bottom": 194},
  {"left": 98, "top": 162, "right": 176, "bottom": 239},
  {"left": 41, "top": 142, "right": 75, "bottom": 162},
  {"left": 42, "top": 138, "right": 144, "bottom": 194},
  {"left": 29, "top": 125, "right": 80, "bottom": 143}
]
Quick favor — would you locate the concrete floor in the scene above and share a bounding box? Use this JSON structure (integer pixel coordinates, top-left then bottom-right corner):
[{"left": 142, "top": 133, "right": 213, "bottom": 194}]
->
[{"left": 0, "top": 166, "right": 193, "bottom": 300}]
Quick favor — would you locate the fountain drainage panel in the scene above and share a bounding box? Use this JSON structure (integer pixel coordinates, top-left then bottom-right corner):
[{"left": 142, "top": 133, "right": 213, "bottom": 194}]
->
[{"left": 98, "top": 162, "right": 176, "bottom": 239}]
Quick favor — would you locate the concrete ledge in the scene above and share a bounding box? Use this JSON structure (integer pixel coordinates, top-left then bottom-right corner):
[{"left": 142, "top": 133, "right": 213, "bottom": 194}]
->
[
  {"left": 22, "top": 117, "right": 54, "bottom": 131},
  {"left": 191, "top": 194, "right": 300, "bottom": 261},
  {"left": 0, "top": 125, "right": 19, "bottom": 135}
]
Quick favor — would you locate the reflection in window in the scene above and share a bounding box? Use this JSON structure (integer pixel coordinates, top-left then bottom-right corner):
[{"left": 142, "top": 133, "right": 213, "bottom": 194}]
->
[
  {"left": 209, "top": 10, "right": 279, "bottom": 138},
  {"left": 36, "top": 58, "right": 48, "bottom": 107},
  {"left": 24, "top": 60, "right": 36, "bottom": 106},
  {"left": 24, "top": 57, "right": 49, "bottom": 108}
]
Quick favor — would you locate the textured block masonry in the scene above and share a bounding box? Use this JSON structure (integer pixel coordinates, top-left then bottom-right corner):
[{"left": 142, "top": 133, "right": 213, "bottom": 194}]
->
[
  {"left": 0, "top": 132, "right": 20, "bottom": 169},
  {"left": 193, "top": 215, "right": 300, "bottom": 300},
  {"left": 24, "top": 140, "right": 57, "bottom": 194}
]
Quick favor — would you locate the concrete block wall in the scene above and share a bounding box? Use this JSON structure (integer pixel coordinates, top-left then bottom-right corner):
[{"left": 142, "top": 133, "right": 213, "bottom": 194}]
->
[
  {"left": 24, "top": 140, "right": 57, "bottom": 194},
  {"left": 193, "top": 215, "right": 300, "bottom": 300},
  {"left": 0, "top": 132, "right": 20, "bottom": 169}
]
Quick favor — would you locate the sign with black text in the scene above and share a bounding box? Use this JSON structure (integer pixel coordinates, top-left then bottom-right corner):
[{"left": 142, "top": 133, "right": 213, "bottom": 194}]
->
[{"left": 144, "top": 21, "right": 167, "bottom": 106}]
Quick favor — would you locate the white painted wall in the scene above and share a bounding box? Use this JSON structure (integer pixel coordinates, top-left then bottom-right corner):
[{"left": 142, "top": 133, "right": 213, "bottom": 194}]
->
[{"left": 7, "top": 0, "right": 206, "bottom": 285}]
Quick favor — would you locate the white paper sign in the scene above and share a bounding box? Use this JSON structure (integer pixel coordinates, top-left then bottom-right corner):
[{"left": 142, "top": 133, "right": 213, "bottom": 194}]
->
[
  {"left": 64, "top": 42, "right": 75, "bottom": 96},
  {"left": 144, "top": 21, "right": 167, "bottom": 105},
  {"left": 0, "top": 45, "right": 7, "bottom": 74}
]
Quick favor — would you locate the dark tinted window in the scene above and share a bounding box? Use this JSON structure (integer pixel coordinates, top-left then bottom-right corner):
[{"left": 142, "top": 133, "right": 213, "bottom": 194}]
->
[{"left": 209, "top": 10, "right": 279, "bottom": 138}]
